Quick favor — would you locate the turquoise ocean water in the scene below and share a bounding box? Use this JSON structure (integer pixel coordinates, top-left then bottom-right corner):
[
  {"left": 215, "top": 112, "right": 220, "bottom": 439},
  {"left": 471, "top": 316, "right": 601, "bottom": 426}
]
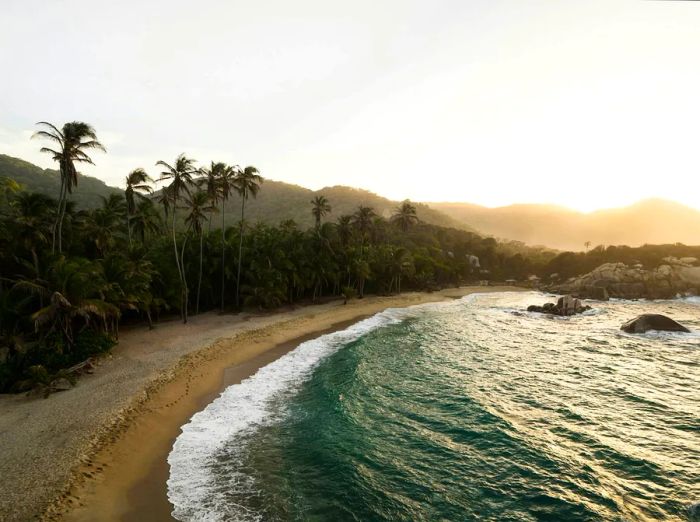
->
[{"left": 168, "top": 293, "right": 699, "bottom": 521}]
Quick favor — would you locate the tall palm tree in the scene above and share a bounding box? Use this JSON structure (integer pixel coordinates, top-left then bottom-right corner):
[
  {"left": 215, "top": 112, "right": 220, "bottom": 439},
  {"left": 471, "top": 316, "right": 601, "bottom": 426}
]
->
[
  {"left": 124, "top": 168, "right": 153, "bottom": 247},
  {"left": 198, "top": 162, "right": 236, "bottom": 311},
  {"left": 156, "top": 154, "right": 196, "bottom": 322},
  {"left": 311, "top": 195, "right": 332, "bottom": 230},
  {"left": 32, "top": 121, "right": 105, "bottom": 253},
  {"left": 184, "top": 190, "right": 215, "bottom": 315},
  {"left": 391, "top": 200, "right": 419, "bottom": 232},
  {"left": 233, "top": 166, "right": 263, "bottom": 309}
]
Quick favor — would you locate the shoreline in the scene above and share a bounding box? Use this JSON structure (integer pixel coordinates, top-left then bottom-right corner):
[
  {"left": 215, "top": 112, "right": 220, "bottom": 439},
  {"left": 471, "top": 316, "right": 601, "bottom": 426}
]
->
[{"left": 1, "top": 287, "right": 524, "bottom": 522}]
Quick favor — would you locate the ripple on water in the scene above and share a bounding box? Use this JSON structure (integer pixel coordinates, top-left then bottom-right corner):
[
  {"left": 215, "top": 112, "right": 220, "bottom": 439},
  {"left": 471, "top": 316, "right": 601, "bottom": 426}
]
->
[{"left": 168, "top": 292, "right": 700, "bottom": 521}]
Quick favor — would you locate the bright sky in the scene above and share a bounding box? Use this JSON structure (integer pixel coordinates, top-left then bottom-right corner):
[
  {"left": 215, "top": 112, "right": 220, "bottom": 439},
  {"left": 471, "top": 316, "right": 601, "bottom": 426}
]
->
[{"left": 1, "top": 0, "right": 699, "bottom": 212}]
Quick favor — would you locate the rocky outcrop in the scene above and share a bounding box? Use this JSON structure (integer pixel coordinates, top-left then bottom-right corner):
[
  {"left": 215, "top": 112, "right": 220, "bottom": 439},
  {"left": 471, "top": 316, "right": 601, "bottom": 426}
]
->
[
  {"left": 528, "top": 295, "right": 592, "bottom": 316},
  {"left": 550, "top": 259, "right": 700, "bottom": 300},
  {"left": 621, "top": 314, "right": 690, "bottom": 334}
]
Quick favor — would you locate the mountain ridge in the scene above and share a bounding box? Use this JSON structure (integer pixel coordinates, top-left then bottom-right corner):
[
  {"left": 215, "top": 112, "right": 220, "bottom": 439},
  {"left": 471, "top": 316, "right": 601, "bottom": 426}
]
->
[{"left": 431, "top": 198, "right": 700, "bottom": 250}]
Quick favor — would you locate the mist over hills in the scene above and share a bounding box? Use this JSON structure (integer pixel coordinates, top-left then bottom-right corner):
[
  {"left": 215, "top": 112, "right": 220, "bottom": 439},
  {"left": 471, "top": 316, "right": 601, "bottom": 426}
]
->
[{"left": 431, "top": 199, "right": 700, "bottom": 251}]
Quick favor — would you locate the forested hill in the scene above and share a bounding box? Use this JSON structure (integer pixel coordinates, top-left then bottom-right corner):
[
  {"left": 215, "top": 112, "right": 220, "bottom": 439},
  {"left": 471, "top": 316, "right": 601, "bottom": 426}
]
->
[
  {"left": 0, "top": 154, "right": 469, "bottom": 230},
  {"left": 0, "top": 154, "right": 122, "bottom": 208},
  {"left": 216, "top": 182, "right": 471, "bottom": 230}
]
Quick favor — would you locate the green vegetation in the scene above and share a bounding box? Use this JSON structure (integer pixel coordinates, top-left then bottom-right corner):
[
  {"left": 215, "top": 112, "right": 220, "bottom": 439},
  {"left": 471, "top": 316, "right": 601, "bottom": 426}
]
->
[
  {"left": 0, "top": 121, "right": 559, "bottom": 393},
  {"left": 16, "top": 120, "right": 699, "bottom": 393}
]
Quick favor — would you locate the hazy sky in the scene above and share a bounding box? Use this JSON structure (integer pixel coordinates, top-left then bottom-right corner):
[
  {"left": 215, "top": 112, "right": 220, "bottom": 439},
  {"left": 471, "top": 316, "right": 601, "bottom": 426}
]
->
[{"left": 1, "top": 0, "right": 699, "bottom": 211}]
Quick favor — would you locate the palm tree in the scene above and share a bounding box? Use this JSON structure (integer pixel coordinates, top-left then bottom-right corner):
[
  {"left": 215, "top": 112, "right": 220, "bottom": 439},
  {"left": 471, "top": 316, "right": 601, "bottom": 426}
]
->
[
  {"left": 199, "top": 162, "right": 237, "bottom": 311},
  {"left": 391, "top": 200, "right": 419, "bottom": 232},
  {"left": 584, "top": 241, "right": 591, "bottom": 252},
  {"left": 32, "top": 121, "right": 105, "bottom": 253},
  {"left": 233, "top": 166, "right": 263, "bottom": 309},
  {"left": 352, "top": 206, "right": 376, "bottom": 256},
  {"left": 14, "top": 193, "right": 56, "bottom": 277},
  {"left": 86, "top": 195, "right": 127, "bottom": 256},
  {"left": 130, "top": 199, "right": 163, "bottom": 243},
  {"left": 184, "top": 191, "right": 215, "bottom": 315},
  {"left": 197, "top": 162, "right": 225, "bottom": 231},
  {"left": 311, "top": 195, "right": 332, "bottom": 229},
  {"left": 124, "top": 169, "right": 153, "bottom": 247},
  {"left": 337, "top": 215, "right": 353, "bottom": 247},
  {"left": 156, "top": 154, "right": 197, "bottom": 322}
]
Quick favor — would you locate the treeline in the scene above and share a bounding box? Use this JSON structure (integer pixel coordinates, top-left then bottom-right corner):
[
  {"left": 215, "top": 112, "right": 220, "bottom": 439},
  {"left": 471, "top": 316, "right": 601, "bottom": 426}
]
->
[{"left": 0, "top": 121, "right": 544, "bottom": 392}]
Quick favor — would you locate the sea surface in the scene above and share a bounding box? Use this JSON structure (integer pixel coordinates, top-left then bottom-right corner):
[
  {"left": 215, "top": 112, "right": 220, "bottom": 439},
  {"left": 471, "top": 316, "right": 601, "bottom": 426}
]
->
[{"left": 168, "top": 292, "right": 700, "bottom": 521}]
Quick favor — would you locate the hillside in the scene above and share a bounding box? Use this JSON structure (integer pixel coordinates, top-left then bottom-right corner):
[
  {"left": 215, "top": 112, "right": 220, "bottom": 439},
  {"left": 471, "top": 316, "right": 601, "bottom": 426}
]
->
[
  {"left": 0, "top": 154, "right": 467, "bottom": 230},
  {"left": 0, "top": 154, "right": 122, "bottom": 208},
  {"left": 431, "top": 199, "right": 700, "bottom": 251},
  {"left": 217, "top": 181, "right": 470, "bottom": 230}
]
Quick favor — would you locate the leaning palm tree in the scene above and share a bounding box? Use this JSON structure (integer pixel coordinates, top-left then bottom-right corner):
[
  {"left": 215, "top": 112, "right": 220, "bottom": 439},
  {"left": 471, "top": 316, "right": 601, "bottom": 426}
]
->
[
  {"left": 233, "top": 166, "right": 263, "bottom": 309},
  {"left": 124, "top": 168, "right": 153, "bottom": 247},
  {"left": 311, "top": 195, "right": 332, "bottom": 230},
  {"left": 32, "top": 121, "right": 105, "bottom": 253},
  {"left": 156, "top": 154, "right": 197, "bottom": 322},
  {"left": 391, "top": 200, "right": 419, "bottom": 232},
  {"left": 184, "top": 190, "right": 216, "bottom": 315}
]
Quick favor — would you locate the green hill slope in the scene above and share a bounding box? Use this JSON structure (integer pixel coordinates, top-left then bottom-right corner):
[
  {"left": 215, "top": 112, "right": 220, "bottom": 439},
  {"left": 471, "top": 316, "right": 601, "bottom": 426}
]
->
[
  {"left": 0, "top": 154, "right": 468, "bottom": 230},
  {"left": 0, "top": 154, "right": 122, "bottom": 208},
  {"left": 219, "top": 181, "right": 470, "bottom": 230}
]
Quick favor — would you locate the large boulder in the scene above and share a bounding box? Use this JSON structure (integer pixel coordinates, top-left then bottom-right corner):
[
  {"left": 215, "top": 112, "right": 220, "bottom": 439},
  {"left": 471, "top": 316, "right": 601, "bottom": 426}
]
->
[
  {"left": 620, "top": 314, "right": 690, "bottom": 334},
  {"left": 549, "top": 262, "right": 700, "bottom": 300}
]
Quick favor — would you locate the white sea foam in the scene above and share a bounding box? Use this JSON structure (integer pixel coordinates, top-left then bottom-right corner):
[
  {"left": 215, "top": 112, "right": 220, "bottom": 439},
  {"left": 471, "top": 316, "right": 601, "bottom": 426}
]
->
[{"left": 167, "top": 307, "right": 418, "bottom": 521}]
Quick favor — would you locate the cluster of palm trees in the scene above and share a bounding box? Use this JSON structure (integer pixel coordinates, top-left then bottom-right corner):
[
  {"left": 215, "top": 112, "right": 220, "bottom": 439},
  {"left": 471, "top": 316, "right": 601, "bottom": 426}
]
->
[
  {"left": 1, "top": 119, "right": 525, "bottom": 392},
  {"left": 32, "top": 121, "right": 264, "bottom": 323},
  {"left": 153, "top": 154, "right": 262, "bottom": 321}
]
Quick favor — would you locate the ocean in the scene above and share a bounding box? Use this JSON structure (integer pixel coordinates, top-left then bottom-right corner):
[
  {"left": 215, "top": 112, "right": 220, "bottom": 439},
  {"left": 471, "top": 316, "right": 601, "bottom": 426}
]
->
[{"left": 167, "top": 292, "right": 699, "bottom": 521}]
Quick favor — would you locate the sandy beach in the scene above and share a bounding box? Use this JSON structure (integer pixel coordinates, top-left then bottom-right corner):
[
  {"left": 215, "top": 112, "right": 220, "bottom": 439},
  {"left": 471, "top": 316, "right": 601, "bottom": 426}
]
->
[{"left": 0, "top": 286, "right": 523, "bottom": 522}]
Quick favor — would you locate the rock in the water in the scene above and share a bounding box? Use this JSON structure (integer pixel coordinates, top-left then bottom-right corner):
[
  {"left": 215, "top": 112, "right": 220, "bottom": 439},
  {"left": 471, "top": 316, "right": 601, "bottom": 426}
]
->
[
  {"left": 556, "top": 295, "right": 582, "bottom": 316},
  {"left": 620, "top": 314, "right": 690, "bottom": 334},
  {"left": 527, "top": 295, "right": 591, "bottom": 316}
]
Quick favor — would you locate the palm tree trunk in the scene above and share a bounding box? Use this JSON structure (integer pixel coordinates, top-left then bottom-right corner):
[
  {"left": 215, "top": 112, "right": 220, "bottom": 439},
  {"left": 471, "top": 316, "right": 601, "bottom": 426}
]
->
[
  {"left": 180, "top": 231, "right": 189, "bottom": 323},
  {"left": 57, "top": 179, "right": 71, "bottom": 253},
  {"left": 196, "top": 228, "right": 203, "bottom": 315},
  {"left": 220, "top": 200, "right": 226, "bottom": 312},
  {"left": 53, "top": 178, "right": 67, "bottom": 253},
  {"left": 171, "top": 206, "right": 184, "bottom": 322},
  {"left": 235, "top": 197, "right": 246, "bottom": 309}
]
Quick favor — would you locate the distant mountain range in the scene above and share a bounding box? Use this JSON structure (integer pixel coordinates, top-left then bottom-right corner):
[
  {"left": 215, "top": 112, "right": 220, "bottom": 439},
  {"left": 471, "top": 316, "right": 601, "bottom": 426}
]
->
[
  {"left": 3, "top": 153, "right": 698, "bottom": 250},
  {"left": 431, "top": 200, "right": 700, "bottom": 251}
]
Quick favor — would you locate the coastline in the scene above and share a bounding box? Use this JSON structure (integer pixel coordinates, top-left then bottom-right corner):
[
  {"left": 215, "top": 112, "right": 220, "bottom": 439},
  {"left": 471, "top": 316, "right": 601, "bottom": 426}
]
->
[{"left": 0, "top": 286, "right": 524, "bottom": 522}]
